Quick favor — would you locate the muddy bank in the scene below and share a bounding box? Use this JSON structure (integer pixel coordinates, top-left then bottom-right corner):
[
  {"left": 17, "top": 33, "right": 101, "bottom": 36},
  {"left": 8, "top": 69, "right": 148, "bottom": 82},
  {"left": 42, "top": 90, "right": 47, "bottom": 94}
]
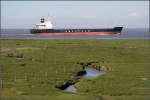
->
[{"left": 55, "top": 70, "right": 86, "bottom": 90}]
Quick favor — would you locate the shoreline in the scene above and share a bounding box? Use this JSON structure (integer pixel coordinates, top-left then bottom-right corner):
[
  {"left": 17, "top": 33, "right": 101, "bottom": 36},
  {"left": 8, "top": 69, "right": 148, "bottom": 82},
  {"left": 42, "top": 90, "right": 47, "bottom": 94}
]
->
[{"left": 0, "top": 38, "right": 149, "bottom": 40}]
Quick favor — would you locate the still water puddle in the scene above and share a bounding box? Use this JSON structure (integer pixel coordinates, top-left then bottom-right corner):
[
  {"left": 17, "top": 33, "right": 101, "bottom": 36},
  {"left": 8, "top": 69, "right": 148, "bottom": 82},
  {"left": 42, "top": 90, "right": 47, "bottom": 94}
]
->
[
  {"left": 64, "top": 67, "right": 105, "bottom": 93},
  {"left": 84, "top": 67, "right": 105, "bottom": 79},
  {"left": 64, "top": 85, "right": 77, "bottom": 93}
]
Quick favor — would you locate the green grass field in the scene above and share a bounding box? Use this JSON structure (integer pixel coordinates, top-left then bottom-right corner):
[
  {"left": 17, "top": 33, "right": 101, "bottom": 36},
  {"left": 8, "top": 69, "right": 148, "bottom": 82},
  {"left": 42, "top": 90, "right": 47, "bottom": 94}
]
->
[{"left": 0, "top": 39, "right": 149, "bottom": 100}]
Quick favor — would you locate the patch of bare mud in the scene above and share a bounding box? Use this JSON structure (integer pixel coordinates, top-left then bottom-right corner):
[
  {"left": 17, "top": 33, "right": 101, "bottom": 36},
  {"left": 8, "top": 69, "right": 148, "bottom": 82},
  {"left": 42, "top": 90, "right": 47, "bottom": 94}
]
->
[
  {"left": 0, "top": 47, "right": 10, "bottom": 52},
  {"left": 16, "top": 47, "right": 41, "bottom": 50}
]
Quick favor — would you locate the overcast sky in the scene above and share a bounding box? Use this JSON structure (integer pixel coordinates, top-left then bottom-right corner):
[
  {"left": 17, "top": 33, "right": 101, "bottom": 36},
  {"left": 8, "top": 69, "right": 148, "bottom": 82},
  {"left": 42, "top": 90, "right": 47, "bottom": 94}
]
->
[{"left": 1, "top": 1, "right": 149, "bottom": 29}]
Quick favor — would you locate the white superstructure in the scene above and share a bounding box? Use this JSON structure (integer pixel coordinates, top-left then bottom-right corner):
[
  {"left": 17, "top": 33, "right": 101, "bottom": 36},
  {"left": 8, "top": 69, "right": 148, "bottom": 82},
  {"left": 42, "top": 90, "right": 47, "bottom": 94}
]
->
[{"left": 36, "top": 18, "right": 53, "bottom": 29}]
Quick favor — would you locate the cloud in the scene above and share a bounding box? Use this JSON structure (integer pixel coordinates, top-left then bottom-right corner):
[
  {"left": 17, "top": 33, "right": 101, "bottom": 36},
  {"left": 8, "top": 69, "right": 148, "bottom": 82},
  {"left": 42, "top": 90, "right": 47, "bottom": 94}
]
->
[{"left": 128, "top": 12, "right": 142, "bottom": 17}]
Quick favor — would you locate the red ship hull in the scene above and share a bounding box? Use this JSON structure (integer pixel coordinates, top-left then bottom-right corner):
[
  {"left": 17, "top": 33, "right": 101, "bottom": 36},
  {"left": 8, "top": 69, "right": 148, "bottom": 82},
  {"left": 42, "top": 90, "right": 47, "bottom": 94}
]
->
[{"left": 35, "top": 32, "right": 121, "bottom": 36}]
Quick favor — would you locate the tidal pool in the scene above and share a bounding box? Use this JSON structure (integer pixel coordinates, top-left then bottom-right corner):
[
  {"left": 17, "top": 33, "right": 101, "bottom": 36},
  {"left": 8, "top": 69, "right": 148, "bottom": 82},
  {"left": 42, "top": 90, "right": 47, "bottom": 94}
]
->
[
  {"left": 59, "top": 67, "right": 106, "bottom": 93},
  {"left": 84, "top": 67, "right": 105, "bottom": 79},
  {"left": 64, "top": 85, "right": 77, "bottom": 93}
]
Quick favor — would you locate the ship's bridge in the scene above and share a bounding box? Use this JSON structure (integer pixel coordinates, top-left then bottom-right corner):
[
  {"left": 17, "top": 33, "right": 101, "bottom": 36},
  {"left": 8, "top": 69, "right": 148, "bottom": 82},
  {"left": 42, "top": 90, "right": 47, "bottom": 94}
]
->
[{"left": 36, "top": 18, "right": 53, "bottom": 29}]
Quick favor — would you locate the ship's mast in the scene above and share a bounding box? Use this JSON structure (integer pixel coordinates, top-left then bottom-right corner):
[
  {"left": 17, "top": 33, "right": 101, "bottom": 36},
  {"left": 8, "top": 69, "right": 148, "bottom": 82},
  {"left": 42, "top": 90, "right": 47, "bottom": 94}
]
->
[{"left": 114, "top": 16, "right": 118, "bottom": 27}]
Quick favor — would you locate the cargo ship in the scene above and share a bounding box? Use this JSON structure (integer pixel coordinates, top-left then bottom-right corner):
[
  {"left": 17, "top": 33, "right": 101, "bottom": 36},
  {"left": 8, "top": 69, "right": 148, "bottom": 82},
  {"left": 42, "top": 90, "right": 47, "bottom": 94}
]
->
[{"left": 30, "top": 18, "right": 123, "bottom": 35}]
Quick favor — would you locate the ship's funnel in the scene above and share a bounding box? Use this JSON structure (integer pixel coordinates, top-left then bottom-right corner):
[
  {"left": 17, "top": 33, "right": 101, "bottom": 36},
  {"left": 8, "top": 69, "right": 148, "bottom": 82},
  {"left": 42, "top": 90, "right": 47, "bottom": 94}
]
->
[{"left": 40, "top": 18, "right": 45, "bottom": 23}]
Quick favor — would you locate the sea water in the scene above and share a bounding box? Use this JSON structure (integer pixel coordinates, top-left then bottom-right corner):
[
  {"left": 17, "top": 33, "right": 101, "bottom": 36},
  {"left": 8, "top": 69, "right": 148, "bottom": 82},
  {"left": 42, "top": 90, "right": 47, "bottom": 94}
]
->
[{"left": 1, "top": 28, "right": 149, "bottom": 39}]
